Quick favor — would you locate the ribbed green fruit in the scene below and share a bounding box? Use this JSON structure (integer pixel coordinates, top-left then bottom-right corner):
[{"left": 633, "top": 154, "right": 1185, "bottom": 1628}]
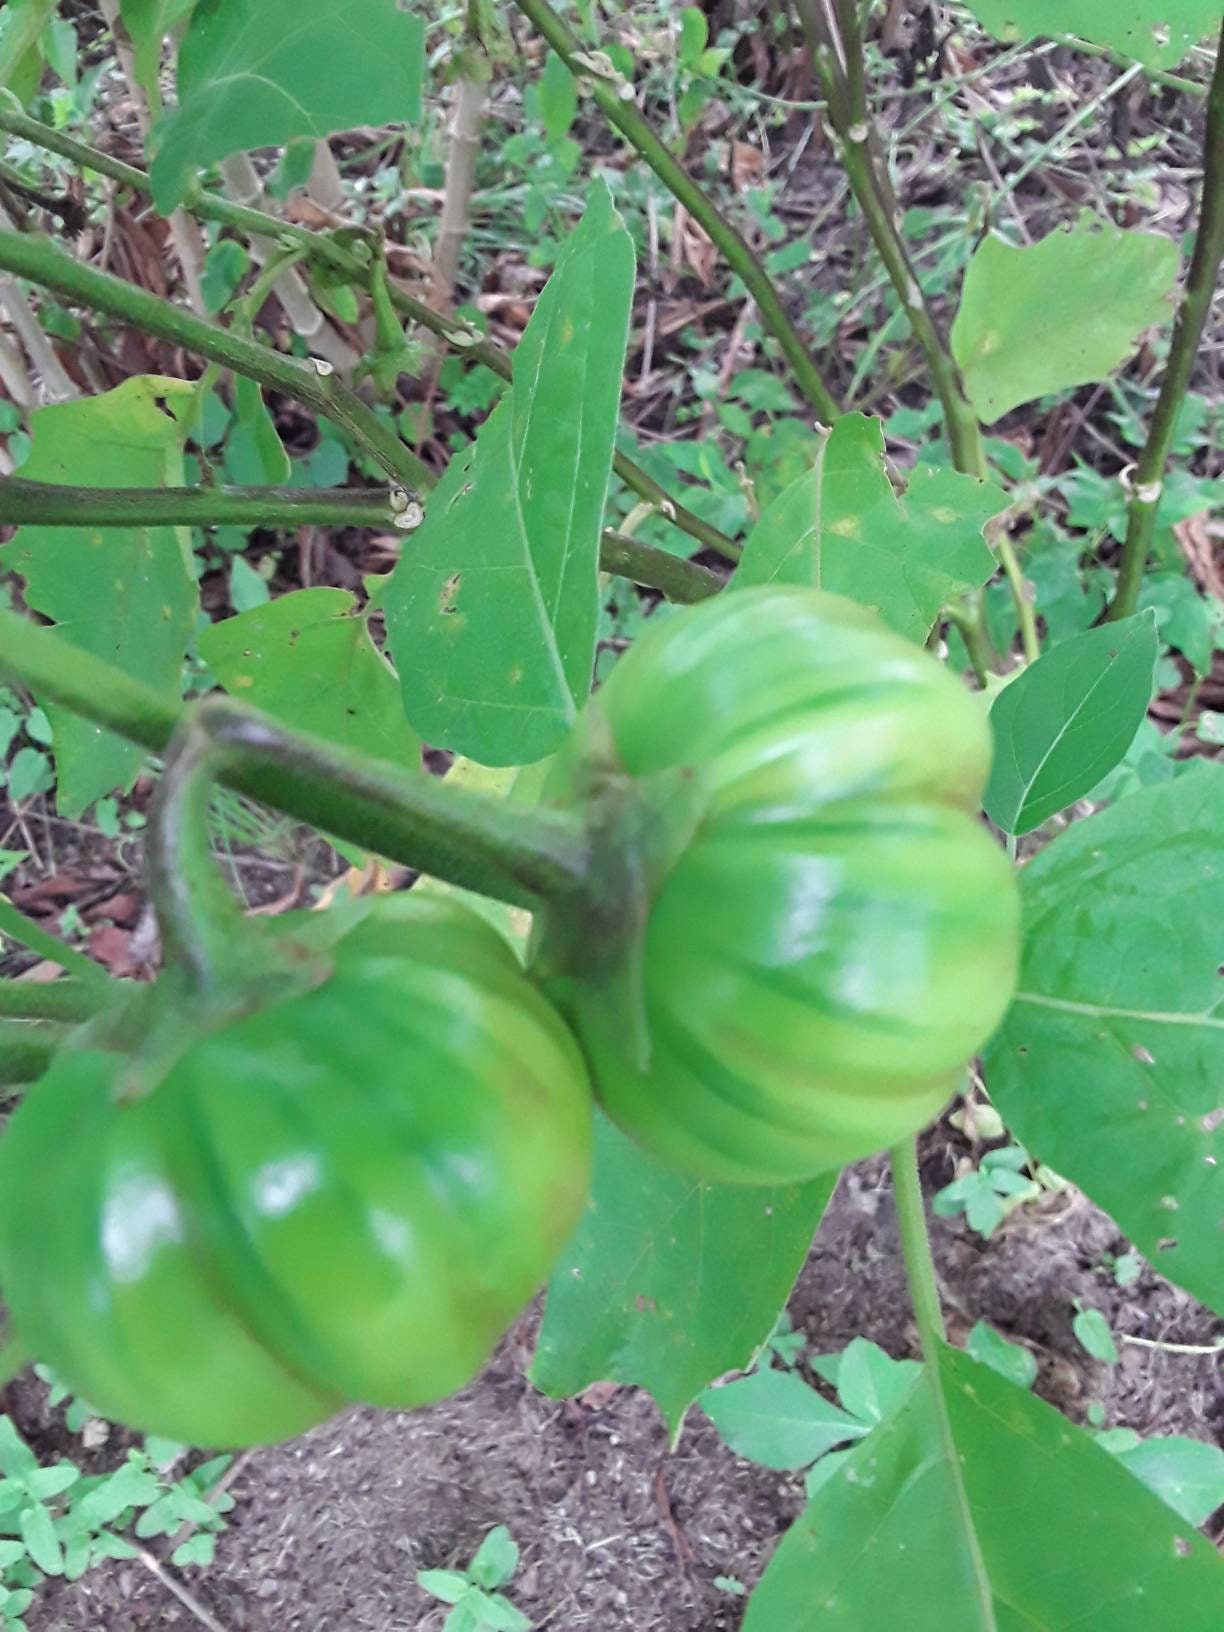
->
[
  {"left": 536, "top": 585, "right": 1020, "bottom": 1185},
  {"left": 0, "top": 897, "right": 592, "bottom": 1446}
]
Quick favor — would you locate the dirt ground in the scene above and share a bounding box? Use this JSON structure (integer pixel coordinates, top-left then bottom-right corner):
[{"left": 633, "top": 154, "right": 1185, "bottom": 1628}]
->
[{"left": 18, "top": 1138, "right": 1223, "bottom": 1632}]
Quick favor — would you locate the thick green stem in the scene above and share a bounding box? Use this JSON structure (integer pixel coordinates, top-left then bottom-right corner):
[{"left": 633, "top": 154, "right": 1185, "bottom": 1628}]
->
[
  {"left": 0, "top": 229, "right": 430, "bottom": 494},
  {"left": 0, "top": 102, "right": 739, "bottom": 563},
  {"left": 0, "top": 478, "right": 726, "bottom": 602},
  {"left": 0, "top": 979, "right": 108, "bottom": 1022},
  {"left": 0, "top": 610, "right": 590, "bottom": 913},
  {"left": 599, "top": 532, "right": 723, "bottom": 602},
  {"left": 890, "top": 1137, "right": 998, "bottom": 1631},
  {"left": 0, "top": 894, "right": 116, "bottom": 993},
  {"left": 510, "top": 0, "right": 841, "bottom": 422},
  {"left": 1108, "top": 24, "right": 1224, "bottom": 622}
]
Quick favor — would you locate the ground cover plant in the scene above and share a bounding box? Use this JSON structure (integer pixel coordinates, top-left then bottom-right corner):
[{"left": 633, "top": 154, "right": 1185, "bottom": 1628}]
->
[{"left": 0, "top": 0, "right": 1222, "bottom": 1626}]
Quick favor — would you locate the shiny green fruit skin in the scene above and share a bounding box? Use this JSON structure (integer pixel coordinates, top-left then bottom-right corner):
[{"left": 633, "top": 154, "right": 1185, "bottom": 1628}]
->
[
  {"left": 0, "top": 896, "right": 592, "bottom": 1447},
  {"left": 539, "top": 585, "right": 1020, "bottom": 1186}
]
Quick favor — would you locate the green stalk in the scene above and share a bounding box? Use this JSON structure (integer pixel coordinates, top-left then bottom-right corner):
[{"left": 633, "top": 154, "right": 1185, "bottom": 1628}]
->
[
  {"left": 1108, "top": 23, "right": 1224, "bottom": 621},
  {"left": 0, "top": 895, "right": 116, "bottom": 994},
  {"left": 0, "top": 229, "right": 430, "bottom": 494},
  {"left": 0, "top": 610, "right": 590, "bottom": 913},
  {"left": 0, "top": 479, "right": 725, "bottom": 603},
  {"left": 1050, "top": 34, "right": 1207, "bottom": 98},
  {"left": 0, "top": 979, "right": 108, "bottom": 1022},
  {"left": 0, "top": 100, "right": 739, "bottom": 562},
  {"left": 510, "top": 0, "right": 841, "bottom": 422},
  {"left": 890, "top": 1137, "right": 998, "bottom": 1630},
  {"left": 795, "top": 1, "right": 1015, "bottom": 672}
]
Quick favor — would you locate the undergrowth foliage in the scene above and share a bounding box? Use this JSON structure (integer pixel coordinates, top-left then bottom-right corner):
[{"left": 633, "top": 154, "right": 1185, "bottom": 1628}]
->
[{"left": 0, "top": 1, "right": 1221, "bottom": 1628}]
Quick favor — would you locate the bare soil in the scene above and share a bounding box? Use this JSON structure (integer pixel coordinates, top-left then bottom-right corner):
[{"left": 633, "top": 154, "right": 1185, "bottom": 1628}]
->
[{"left": 21, "top": 1140, "right": 1223, "bottom": 1632}]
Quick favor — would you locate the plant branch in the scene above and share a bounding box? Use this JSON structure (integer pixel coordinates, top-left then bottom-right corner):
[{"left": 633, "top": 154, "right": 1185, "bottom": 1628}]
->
[
  {"left": 0, "top": 101, "right": 740, "bottom": 562},
  {"left": 0, "top": 478, "right": 724, "bottom": 602},
  {"left": 510, "top": 0, "right": 841, "bottom": 422},
  {"left": 0, "top": 978, "right": 109, "bottom": 1022},
  {"left": 0, "top": 611, "right": 591, "bottom": 913},
  {"left": 796, "top": 0, "right": 983, "bottom": 477},
  {"left": 1108, "top": 24, "right": 1224, "bottom": 621},
  {"left": 0, "top": 229, "right": 430, "bottom": 494},
  {"left": 891, "top": 1137, "right": 998, "bottom": 1630}
]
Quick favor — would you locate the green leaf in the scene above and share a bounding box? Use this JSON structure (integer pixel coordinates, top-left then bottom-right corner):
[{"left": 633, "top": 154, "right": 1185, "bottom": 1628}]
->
[
  {"left": 227, "top": 554, "right": 269, "bottom": 613},
  {"left": 965, "top": 1321, "right": 1037, "bottom": 1390},
  {"left": 835, "top": 1338, "right": 922, "bottom": 1428},
  {"left": 0, "top": 377, "right": 197, "bottom": 817},
  {"left": 0, "top": 1419, "right": 37, "bottom": 1481},
  {"left": 679, "top": 7, "right": 709, "bottom": 67},
  {"left": 6, "top": 747, "right": 52, "bottom": 804},
  {"left": 387, "top": 181, "right": 634, "bottom": 765},
  {"left": 537, "top": 50, "right": 577, "bottom": 142},
  {"left": 0, "top": 0, "right": 54, "bottom": 103},
  {"left": 468, "top": 1526, "right": 519, "bottom": 1592},
  {"left": 983, "top": 613, "right": 1158, "bottom": 834},
  {"left": 223, "top": 376, "right": 290, "bottom": 485},
  {"left": 961, "top": 0, "right": 1222, "bottom": 69},
  {"left": 418, "top": 1570, "right": 472, "bottom": 1606},
  {"left": 149, "top": 0, "right": 425, "bottom": 213},
  {"left": 1111, "top": 1436, "right": 1224, "bottom": 1528},
  {"left": 531, "top": 1116, "right": 835, "bottom": 1434},
  {"left": 1073, "top": 1307, "right": 1120, "bottom": 1365},
  {"left": 745, "top": 1344, "right": 1224, "bottom": 1631},
  {"left": 171, "top": 1534, "right": 216, "bottom": 1568},
  {"left": 732, "top": 414, "right": 1005, "bottom": 643},
  {"left": 951, "top": 226, "right": 1179, "bottom": 424},
  {"left": 475, "top": 1593, "right": 531, "bottom": 1632},
  {"left": 18, "top": 1504, "right": 62, "bottom": 1577},
  {"left": 985, "top": 765, "right": 1224, "bottom": 1319},
  {"left": 200, "top": 237, "right": 249, "bottom": 314},
  {"left": 199, "top": 589, "right": 419, "bottom": 767},
  {"left": 699, "top": 1368, "right": 867, "bottom": 1470},
  {"left": 119, "top": 0, "right": 196, "bottom": 101}
]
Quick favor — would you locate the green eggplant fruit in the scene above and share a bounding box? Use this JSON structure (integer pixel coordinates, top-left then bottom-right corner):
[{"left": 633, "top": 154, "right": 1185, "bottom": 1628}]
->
[
  {"left": 534, "top": 585, "right": 1020, "bottom": 1185},
  {"left": 0, "top": 896, "right": 592, "bottom": 1447}
]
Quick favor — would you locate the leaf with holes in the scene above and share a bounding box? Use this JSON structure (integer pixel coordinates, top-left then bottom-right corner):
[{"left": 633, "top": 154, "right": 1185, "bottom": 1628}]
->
[
  {"left": 198, "top": 588, "right": 419, "bottom": 767},
  {"left": 983, "top": 613, "right": 1159, "bottom": 834},
  {"left": 732, "top": 414, "right": 1005, "bottom": 643},
  {"left": 0, "top": 377, "right": 197, "bottom": 816},
  {"left": 985, "top": 765, "right": 1224, "bottom": 1318},
  {"left": 386, "top": 181, "right": 634, "bottom": 766},
  {"left": 530, "top": 1117, "right": 834, "bottom": 1434},
  {"left": 962, "top": 0, "right": 1222, "bottom": 70},
  {"left": 951, "top": 226, "right": 1180, "bottom": 424},
  {"left": 149, "top": 0, "right": 424, "bottom": 212},
  {"left": 744, "top": 1343, "right": 1224, "bottom": 1630}
]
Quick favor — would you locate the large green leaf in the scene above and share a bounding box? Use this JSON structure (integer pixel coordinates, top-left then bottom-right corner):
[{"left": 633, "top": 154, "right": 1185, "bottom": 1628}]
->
[
  {"left": 951, "top": 226, "right": 1180, "bottom": 424},
  {"left": 149, "top": 0, "right": 425, "bottom": 213},
  {"left": 732, "top": 414, "right": 1005, "bottom": 643},
  {"left": 962, "top": 0, "right": 1223, "bottom": 70},
  {"left": 745, "top": 1343, "right": 1224, "bottom": 1630},
  {"left": 0, "top": 378, "right": 197, "bottom": 816},
  {"left": 985, "top": 766, "right": 1224, "bottom": 1317},
  {"left": 530, "top": 1116, "right": 834, "bottom": 1435},
  {"left": 197, "top": 588, "right": 419, "bottom": 768},
  {"left": 983, "top": 613, "right": 1158, "bottom": 833},
  {"left": 0, "top": 0, "right": 54, "bottom": 102},
  {"left": 386, "top": 182, "right": 634, "bottom": 765}
]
